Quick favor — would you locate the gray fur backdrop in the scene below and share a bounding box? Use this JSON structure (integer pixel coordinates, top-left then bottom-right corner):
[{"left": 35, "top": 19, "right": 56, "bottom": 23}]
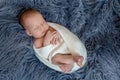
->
[{"left": 0, "top": 0, "right": 120, "bottom": 80}]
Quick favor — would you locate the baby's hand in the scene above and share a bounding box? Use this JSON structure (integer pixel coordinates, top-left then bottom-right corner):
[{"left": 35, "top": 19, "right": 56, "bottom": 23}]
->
[
  {"left": 43, "top": 31, "right": 62, "bottom": 46},
  {"left": 50, "top": 31, "right": 62, "bottom": 45}
]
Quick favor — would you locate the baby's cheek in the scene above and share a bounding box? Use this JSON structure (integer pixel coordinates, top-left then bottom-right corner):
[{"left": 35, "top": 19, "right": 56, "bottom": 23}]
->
[{"left": 45, "top": 24, "right": 49, "bottom": 30}]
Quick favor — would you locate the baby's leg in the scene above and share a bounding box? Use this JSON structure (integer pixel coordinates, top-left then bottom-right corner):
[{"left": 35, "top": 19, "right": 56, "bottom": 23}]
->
[{"left": 51, "top": 54, "right": 74, "bottom": 73}]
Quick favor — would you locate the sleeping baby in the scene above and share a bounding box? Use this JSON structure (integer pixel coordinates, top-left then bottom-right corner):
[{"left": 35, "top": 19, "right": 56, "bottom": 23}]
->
[{"left": 19, "top": 9, "right": 87, "bottom": 73}]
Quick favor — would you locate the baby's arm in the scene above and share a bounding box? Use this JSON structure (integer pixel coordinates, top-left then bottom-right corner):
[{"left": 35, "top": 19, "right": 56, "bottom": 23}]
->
[
  {"left": 34, "top": 30, "right": 62, "bottom": 48},
  {"left": 43, "top": 31, "right": 53, "bottom": 46}
]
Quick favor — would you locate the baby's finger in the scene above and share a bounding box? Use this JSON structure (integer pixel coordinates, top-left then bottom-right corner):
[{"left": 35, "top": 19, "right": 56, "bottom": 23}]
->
[
  {"left": 55, "top": 36, "right": 61, "bottom": 44},
  {"left": 56, "top": 37, "right": 60, "bottom": 44},
  {"left": 50, "top": 35, "right": 54, "bottom": 44},
  {"left": 54, "top": 37, "right": 58, "bottom": 45},
  {"left": 54, "top": 36, "right": 59, "bottom": 45},
  {"left": 51, "top": 37, "right": 55, "bottom": 45},
  {"left": 54, "top": 35, "right": 60, "bottom": 44},
  {"left": 51, "top": 31, "right": 57, "bottom": 35}
]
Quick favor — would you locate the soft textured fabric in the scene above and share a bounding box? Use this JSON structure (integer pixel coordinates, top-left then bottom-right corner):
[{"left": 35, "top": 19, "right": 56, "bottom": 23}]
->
[
  {"left": 33, "top": 22, "right": 87, "bottom": 73},
  {"left": 0, "top": 0, "right": 120, "bottom": 80}
]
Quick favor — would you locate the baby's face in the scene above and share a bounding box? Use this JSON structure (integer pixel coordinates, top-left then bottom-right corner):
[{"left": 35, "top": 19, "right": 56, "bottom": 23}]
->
[{"left": 23, "top": 12, "right": 49, "bottom": 38}]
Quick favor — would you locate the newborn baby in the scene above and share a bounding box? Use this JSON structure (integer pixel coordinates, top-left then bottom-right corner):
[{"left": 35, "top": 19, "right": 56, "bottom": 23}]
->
[{"left": 19, "top": 9, "right": 85, "bottom": 73}]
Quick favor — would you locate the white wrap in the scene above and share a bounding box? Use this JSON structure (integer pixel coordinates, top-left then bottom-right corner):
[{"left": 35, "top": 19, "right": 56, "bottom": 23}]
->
[{"left": 33, "top": 22, "right": 87, "bottom": 73}]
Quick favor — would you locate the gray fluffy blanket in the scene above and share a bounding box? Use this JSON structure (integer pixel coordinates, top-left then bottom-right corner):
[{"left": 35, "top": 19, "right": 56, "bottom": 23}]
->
[{"left": 0, "top": 0, "right": 120, "bottom": 80}]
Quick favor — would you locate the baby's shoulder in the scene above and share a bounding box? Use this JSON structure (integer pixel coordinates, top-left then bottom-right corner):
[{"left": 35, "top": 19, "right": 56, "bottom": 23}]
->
[{"left": 34, "top": 38, "right": 43, "bottom": 48}]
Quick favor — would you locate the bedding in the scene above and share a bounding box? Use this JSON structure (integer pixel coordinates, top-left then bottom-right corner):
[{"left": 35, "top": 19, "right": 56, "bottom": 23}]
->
[{"left": 0, "top": 0, "right": 120, "bottom": 80}]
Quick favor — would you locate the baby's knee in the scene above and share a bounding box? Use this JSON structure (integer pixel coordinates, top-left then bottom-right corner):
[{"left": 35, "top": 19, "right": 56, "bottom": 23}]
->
[{"left": 51, "top": 54, "right": 62, "bottom": 64}]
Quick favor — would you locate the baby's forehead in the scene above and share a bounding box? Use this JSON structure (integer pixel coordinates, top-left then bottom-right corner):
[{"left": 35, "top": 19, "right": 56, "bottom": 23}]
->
[
  {"left": 26, "top": 11, "right": 42, "bottom": 19},
  {"left": 24, "top": 11, "right": 39, "bottom": 17}
]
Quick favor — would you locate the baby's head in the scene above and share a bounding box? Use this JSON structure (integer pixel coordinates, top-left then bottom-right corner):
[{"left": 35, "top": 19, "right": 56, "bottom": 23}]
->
[{"left": 19, "top": 9, "right": 49, "bottom": 38}]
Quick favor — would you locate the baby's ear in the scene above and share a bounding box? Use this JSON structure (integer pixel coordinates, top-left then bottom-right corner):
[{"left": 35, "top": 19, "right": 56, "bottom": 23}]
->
[{"left": 25, "top": 30, "right": 32, "bottom": 36}]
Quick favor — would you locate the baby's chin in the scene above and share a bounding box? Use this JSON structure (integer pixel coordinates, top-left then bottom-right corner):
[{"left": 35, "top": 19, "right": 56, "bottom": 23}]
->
[{"left": 34, "top": 36, "right": 42, "bottom": 38}]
